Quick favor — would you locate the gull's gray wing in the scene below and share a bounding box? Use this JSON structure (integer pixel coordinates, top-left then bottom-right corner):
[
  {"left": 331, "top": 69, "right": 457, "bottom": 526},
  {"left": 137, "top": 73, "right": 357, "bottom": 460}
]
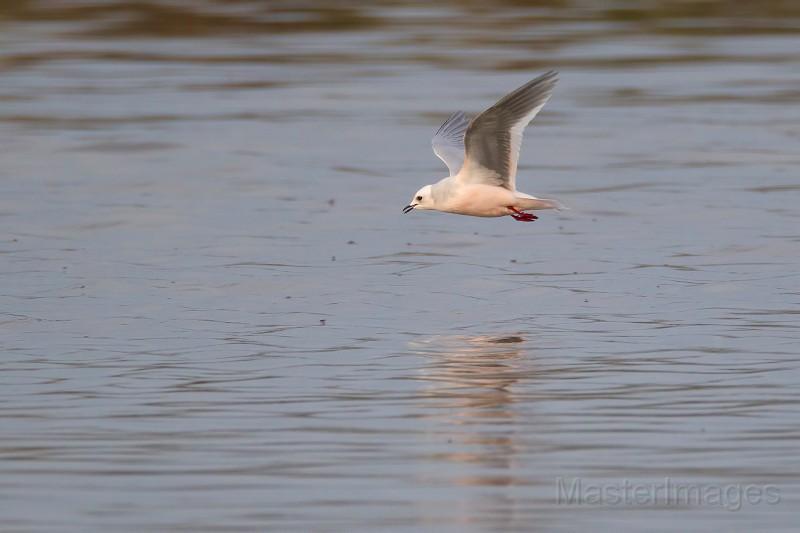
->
[
  {"left": 461, "top": 71, "right": 558, "bottom": 191},
  {"left": 431, "top": 111, "right": 469, "bottom": 176}
]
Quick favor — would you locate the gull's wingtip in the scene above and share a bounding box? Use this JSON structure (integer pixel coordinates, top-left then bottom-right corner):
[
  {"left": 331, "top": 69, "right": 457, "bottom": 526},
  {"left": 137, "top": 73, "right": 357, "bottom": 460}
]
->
[{"left": 540, "top": 70, "right": 559, "bottom": 83}]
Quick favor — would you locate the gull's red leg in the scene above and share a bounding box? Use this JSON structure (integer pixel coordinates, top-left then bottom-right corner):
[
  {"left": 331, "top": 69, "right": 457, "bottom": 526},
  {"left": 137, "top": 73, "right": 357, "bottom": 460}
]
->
[{"left": 508, "top": 207, "right": 538, "bottom": 222}]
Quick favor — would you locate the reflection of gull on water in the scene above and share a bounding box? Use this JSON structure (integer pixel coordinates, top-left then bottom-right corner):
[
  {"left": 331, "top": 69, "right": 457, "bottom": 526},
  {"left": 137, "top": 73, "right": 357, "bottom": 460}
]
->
[
  {"left": 412, "top": 334, "right": 527, "bottom": 407},
  {"left": 406, "top": 334, "right": 553, "bottom": 530},
  {"left": 410, "top": 334, "right": 531, "bottom": 478}
]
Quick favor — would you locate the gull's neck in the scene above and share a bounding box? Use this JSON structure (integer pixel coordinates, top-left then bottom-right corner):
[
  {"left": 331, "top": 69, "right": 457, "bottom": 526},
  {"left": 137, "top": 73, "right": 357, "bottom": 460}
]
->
[{"left": 430, "top": 176, "right": 457, "bottom": 207}]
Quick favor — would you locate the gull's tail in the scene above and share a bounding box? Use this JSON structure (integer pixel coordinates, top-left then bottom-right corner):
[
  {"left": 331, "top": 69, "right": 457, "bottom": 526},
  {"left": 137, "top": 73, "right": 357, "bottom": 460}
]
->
[{"left": 514, "top": 192, "right": 567, "bottom": 211}]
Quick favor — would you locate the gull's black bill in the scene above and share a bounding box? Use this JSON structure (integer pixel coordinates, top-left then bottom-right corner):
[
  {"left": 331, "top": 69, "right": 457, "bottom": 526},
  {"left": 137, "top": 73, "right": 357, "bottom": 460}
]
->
[{"left": 403, "top": 205, "right": 415, "bottom": 214}]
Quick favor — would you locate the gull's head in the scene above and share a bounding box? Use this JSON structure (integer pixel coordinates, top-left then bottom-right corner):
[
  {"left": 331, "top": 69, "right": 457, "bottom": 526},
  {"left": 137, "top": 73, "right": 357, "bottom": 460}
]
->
[{"left": 403, "top": 184, "right": 434, "bottom": 214}]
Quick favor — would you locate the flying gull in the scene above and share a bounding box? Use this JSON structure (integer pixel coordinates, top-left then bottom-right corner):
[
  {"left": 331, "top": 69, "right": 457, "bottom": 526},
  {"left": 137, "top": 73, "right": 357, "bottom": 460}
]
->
[{"left": 404, "top": 71, "right": 563, "bottom": 222}]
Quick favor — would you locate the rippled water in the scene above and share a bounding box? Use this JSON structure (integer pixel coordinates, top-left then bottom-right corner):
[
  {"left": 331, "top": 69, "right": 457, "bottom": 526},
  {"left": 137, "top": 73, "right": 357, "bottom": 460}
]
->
[{"left": 2, "top": 1, "right": 800, "bottom": 531}]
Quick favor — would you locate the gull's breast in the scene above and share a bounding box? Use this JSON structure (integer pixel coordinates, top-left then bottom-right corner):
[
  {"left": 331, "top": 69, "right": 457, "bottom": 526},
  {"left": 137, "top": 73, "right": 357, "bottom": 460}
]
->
[{"left": 442, "top": 184, "right": 517, "bottom": 218}]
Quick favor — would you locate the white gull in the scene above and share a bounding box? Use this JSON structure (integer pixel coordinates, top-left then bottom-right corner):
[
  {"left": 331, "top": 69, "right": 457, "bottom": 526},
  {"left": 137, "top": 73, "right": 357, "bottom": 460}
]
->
[{"left": 404, "top": 71, "right": 563, "bottom": 222}]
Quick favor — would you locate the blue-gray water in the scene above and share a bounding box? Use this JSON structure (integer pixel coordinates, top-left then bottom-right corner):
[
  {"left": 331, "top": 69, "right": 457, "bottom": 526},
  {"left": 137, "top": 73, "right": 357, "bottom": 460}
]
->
[{"left": 2, "top": 2, "right": 800, "bottom": 531}]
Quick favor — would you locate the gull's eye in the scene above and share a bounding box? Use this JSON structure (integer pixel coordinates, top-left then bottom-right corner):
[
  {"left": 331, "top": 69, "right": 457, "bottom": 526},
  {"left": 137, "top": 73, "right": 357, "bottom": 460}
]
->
[{"left": 416, "top": 195, "right": 423, "bottom": 202}]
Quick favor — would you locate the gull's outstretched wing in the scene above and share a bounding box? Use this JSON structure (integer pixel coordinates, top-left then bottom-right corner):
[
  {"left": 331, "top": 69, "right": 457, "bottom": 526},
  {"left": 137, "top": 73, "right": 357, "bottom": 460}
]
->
[
  {"left": 431, "top": 111, "right": 469, "bottom": 176},
  {"left": 461, "top": 71, "right": 558, "bottom": 191}
]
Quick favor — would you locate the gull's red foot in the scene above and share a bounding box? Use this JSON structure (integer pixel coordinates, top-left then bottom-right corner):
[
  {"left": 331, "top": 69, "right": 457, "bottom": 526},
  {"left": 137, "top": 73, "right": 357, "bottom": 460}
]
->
[{"left": 508, "top": 207, "right": 538, "bottom": 222}]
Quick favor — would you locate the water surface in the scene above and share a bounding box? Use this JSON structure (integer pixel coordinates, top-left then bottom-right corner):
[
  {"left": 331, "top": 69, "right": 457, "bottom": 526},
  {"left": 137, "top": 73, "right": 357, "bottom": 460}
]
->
[{"left": 2, "top": 2, "right": 800, "bottom": 531}]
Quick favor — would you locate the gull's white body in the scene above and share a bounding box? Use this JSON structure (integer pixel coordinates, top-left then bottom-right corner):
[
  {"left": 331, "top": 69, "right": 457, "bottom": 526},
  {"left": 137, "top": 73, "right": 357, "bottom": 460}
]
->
[
  {"left": 427, "top": 180, "right": 558, "bottom": 218},
  {"left": 404, "top": 71, "right": 562, "bottom": 221}
]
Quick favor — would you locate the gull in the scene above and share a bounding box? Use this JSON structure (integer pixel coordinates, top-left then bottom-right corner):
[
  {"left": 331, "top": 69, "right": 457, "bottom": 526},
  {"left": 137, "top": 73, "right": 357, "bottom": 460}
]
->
[{"left": 404, "top": 71, "right": 562, "bottom": 222}]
